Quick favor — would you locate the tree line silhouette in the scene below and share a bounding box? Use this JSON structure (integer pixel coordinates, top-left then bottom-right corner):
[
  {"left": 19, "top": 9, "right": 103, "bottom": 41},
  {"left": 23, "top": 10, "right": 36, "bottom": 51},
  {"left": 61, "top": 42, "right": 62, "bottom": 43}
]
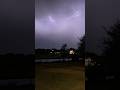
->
[
  {"left": 35, "top": 36, "right": 85, "bottom": 63},
  {"left": 86, "top": 19, "right": 120, "bottom": 90}
]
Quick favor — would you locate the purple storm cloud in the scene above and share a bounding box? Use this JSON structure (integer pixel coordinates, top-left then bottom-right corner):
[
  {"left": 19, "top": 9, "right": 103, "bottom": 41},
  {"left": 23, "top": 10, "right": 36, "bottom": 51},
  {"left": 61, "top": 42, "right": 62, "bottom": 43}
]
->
[{"left": 35, "top": 0, "right": 85, "bottom": 49}]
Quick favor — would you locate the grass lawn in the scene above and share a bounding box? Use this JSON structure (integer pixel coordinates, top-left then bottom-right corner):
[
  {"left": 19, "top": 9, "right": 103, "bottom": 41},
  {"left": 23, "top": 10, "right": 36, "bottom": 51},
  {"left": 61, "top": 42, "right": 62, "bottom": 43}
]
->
[{"left": 35, "top": 62, "right": 85, "bottom": 90}]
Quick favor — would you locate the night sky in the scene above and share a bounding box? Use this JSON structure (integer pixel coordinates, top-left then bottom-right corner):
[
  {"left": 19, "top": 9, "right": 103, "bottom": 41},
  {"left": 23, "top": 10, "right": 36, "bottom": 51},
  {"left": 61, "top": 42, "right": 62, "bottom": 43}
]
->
[
  {"left": 86, "top": 0, "right": 120, "bottom": 55},
  {"left": 0, "top": 0, "right": 120, "bottom": 54},
  {"left": 35, "top": 0, "right": 85, "bottom": 49},
  {"left": 0, "top": 0, "right": 34, "bottom": 54}
]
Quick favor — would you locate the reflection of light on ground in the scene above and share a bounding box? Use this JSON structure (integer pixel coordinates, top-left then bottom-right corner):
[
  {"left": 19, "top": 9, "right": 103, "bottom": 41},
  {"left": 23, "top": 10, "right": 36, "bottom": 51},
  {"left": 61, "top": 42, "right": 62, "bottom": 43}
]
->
[{"left": 35, "top": 59, "right": 72, "bottom": 63}]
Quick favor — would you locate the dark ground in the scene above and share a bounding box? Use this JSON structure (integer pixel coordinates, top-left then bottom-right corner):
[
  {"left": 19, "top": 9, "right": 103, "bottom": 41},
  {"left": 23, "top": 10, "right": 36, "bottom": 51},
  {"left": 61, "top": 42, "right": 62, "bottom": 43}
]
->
[
  {"left": 0, "top": 54, "right": 34, "bottom": 90},
  {"left": 35, "top": 61, "right": 85, "bottom": 90}
]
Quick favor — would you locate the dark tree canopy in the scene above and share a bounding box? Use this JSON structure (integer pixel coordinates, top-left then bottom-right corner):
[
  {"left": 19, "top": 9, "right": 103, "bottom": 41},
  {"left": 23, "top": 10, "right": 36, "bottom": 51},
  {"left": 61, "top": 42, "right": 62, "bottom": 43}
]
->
[
  {"left": 102, "top": 20, "right": 120, "bottom": 72},
  {"left": 103, "top": 20, "right": 120, "bottom": 57},
  {"left": 60, "top": 44, "right": 67, "bottom": 50},
  {"left": 78, "top": 35, "right": 85, "bottom": 57},
  {"left": 60, "top": 44, "right": 68, "bottom": 59}
]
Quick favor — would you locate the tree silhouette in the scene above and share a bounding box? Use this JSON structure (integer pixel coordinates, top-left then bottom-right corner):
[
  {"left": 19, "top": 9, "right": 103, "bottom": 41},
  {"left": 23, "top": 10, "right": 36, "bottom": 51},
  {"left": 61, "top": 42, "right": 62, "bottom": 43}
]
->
[
  {"left": 78, "top": 35, "right": 85, "bottom": 58},
  {"left": 60, "top": 44, "right": 67, "bottom": 60},
  {"left": 102, "top": 20, "right": 120, "bottom": 75},
  {"left": 60, "top": 44, "right": 67, "bottom": 50}
]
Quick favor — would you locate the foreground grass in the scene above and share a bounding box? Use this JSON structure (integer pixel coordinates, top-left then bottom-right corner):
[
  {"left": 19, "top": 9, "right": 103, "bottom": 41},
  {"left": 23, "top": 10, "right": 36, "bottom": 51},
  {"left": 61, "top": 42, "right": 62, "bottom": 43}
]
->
[{"left": 35, "top": 62, "right": 85, "bottom": 90}]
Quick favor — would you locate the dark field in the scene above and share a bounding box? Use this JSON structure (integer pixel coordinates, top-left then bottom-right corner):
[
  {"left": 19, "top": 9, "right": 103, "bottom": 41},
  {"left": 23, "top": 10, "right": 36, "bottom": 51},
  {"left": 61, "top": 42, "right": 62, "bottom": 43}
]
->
[{"left": 35, "top": 62, "right": 85, "bottom": 90}]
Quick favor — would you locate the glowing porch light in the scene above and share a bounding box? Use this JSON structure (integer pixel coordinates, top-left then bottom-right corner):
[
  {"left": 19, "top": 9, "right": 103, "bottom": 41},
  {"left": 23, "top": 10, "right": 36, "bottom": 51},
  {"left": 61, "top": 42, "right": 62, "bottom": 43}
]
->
[{"left": 69, "top": 50, "right": 75, "bottom": 55}]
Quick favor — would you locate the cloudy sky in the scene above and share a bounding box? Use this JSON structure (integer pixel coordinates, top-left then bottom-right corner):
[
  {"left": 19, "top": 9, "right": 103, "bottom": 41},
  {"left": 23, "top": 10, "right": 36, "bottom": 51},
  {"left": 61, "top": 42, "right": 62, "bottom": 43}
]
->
[{"left": 35, "top": 0, "right": 85, "bottom": 49}]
